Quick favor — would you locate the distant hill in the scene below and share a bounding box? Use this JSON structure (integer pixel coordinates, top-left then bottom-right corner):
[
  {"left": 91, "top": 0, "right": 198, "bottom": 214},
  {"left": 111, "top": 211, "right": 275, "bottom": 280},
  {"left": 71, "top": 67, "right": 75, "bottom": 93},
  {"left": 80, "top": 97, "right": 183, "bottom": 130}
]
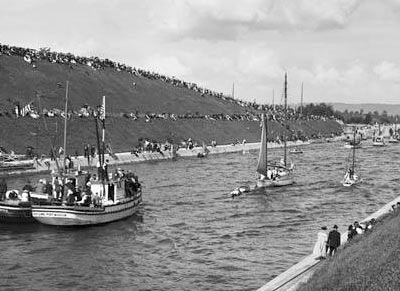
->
[{"left": 329, "top": 103, "right": 400, "bottom": 116}]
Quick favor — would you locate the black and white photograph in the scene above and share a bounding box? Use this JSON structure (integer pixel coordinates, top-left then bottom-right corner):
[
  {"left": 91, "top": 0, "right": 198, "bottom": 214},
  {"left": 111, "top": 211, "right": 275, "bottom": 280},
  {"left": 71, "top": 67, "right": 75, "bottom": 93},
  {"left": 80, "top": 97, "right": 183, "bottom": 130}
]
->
[{"left": 1, "top": 1, "right": 400, "bottom": 290}]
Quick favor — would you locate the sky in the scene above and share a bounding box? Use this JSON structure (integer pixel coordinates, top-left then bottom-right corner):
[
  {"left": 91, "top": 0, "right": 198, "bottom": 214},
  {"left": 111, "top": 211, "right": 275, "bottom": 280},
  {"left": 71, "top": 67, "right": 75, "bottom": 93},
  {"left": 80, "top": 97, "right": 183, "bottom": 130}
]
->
[{"left": 1, "top": 0, "right": 400, "bottom": 105}]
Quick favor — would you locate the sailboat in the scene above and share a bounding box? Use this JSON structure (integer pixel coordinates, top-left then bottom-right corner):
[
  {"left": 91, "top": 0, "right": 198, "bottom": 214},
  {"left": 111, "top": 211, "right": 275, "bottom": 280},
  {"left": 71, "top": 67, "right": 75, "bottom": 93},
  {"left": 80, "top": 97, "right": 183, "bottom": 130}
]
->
[
  {"left": 344, "top": 130, "right": 361, "bottom": 149},
  {"left": 388, "top": 121, "right": 399, "bottom": 143},
  {"left": 372, "top": 124, "right": 385, "bottom": 146},
  {"left": 31, "top": 96, "right": 142, "bottom": 226},
  {"left": 342, "top": 128, "right": 361, "bottom": 187},
  {"left": 256, "top": 74, "right": 294, "bottom": 188}
]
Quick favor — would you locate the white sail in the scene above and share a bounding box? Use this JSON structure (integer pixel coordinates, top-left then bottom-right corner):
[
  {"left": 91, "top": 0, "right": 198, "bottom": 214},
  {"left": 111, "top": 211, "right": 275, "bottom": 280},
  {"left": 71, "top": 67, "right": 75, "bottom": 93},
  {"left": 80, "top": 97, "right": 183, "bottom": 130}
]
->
[{"left": 256, "top": 114, "right": 268, "bottom": 176}]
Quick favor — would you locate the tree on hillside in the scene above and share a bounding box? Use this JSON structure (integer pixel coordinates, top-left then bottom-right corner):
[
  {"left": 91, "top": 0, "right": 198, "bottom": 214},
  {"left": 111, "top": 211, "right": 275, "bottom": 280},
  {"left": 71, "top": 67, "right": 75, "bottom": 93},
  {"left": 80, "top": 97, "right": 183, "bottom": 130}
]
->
[{"left": 364, "top": 113, "right": 372, "bottom": 124}]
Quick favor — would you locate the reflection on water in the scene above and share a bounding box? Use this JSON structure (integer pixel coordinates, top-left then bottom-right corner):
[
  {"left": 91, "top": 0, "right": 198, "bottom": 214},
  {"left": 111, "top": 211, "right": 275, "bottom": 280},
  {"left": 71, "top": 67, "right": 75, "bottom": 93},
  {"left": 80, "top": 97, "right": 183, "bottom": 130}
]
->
[{"left": 1, "top": 141, "right": 400, "bottom": 291}]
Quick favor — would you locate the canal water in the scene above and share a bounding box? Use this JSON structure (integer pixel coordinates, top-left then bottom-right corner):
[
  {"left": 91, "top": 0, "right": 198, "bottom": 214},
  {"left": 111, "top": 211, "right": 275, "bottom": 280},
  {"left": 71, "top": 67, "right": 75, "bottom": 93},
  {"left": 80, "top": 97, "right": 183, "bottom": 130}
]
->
[{"left": 1, "top": 141, "right": 399, "bottom": 291}]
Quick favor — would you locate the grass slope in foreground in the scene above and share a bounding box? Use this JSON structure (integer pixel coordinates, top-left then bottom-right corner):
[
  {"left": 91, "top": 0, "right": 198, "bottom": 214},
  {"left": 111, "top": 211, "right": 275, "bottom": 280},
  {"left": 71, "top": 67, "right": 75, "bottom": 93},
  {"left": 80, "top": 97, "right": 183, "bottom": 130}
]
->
[{"left": 297, "top": 211, "right": 400, "bottom": 291}]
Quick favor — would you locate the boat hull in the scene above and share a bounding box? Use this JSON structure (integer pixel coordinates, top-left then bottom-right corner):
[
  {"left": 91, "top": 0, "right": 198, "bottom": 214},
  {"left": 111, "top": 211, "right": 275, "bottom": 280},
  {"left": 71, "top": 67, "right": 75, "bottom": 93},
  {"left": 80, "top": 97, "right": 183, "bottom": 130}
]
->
[
  {"left": 344, "top": 144, "right": 361, "bottom": 149},
  {"left": 256, "top": 177, "right": 294, "bottom": 188},
  {"left": 0, "top": 201, "right": 34, "bottom": 223},
  {"left": 342, "top": 180, "right": 361, "bottom": 187},
  {"left": 32, "top": 194, "right": 142, "bottom": 226},
  {"left": 372, "top": 142, "right": 385, "bottom": 147}
]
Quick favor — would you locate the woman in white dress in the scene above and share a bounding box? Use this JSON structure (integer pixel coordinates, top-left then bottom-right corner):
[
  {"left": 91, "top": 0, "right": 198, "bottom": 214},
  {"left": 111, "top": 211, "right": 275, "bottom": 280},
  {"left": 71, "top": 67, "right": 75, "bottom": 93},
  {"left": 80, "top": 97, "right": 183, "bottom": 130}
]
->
[{"left": 312, "top": 226, "right": 328, "bottom": 259}]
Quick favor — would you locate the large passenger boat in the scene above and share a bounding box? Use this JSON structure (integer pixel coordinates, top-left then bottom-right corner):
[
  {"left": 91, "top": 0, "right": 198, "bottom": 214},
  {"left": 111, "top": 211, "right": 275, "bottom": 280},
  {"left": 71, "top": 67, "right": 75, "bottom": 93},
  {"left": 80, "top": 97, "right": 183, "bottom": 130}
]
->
[
  {"left": 31, "top": 171, "right": 142, "bottom": 226},
  {"left": 31, "top": 95, "right": 142, "bottom": 226}
]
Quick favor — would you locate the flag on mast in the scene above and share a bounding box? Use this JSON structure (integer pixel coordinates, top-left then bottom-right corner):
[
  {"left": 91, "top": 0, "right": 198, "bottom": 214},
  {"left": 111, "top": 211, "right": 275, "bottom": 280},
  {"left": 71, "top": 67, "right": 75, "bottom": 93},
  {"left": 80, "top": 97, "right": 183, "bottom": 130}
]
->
[{"left": 99, "top": 95, "right": 106, "bottom": 121}]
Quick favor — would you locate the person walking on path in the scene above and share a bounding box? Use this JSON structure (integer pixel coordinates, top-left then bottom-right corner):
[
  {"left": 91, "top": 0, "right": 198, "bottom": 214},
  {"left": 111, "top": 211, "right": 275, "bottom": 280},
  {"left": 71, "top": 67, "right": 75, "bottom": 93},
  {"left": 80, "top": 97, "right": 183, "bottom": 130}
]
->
[
  {"left": 326, "top": 224, "right": 341, "bottom": 256},
  {"left": 312, "top": 226, "right": 328, "bottom": 259}
]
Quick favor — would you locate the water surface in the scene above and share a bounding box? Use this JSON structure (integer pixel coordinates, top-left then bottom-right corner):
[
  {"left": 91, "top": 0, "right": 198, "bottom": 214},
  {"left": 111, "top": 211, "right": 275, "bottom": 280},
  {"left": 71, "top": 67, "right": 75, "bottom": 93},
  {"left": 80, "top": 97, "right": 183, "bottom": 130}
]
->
[{"left": 1, "top": 141, "right": 399, "bottom": 291}]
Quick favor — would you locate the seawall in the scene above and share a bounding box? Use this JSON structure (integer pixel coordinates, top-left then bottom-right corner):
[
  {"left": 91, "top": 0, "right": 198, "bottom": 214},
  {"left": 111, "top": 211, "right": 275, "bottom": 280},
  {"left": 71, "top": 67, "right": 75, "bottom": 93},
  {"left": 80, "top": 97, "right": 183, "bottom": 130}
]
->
[
  {"left": 256, "top": 195, "right": 400, "bottom": 291},
  {"left": 0, "top": 140, "right": 310, "bottom": 178}
]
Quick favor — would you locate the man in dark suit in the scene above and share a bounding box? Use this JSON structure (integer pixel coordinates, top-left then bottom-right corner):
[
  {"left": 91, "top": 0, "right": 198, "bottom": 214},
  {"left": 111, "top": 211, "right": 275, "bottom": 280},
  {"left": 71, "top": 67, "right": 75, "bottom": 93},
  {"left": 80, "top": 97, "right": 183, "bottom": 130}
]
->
[{"left": 327, "top": 225, "right": 341, "bottom": 256}]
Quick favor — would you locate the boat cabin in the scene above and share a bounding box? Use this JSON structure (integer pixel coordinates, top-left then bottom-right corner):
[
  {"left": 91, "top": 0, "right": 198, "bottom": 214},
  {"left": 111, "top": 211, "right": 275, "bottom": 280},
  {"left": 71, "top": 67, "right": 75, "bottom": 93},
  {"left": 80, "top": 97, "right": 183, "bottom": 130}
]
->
[{"left": 49, "top": 170, "right": 141, "bottom": 207}]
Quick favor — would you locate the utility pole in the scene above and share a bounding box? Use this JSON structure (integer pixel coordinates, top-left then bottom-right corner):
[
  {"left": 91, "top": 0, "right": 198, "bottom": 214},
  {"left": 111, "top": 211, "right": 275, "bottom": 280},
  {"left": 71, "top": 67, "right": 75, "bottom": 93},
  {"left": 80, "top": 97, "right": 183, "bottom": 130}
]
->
[{"left": 300, "top": 82, "right": 303, "bottom": 116}]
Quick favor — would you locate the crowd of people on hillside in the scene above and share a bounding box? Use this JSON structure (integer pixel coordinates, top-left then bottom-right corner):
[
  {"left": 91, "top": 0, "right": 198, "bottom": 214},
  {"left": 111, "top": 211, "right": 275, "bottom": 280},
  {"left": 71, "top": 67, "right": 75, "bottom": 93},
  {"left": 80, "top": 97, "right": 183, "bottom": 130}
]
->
[
  {"left": 2, "top": 101, "right": 336, "bottom": 127},
  {"left": 0, "top": 43, "right": 338, "bottom": 124},
  {"left": 0, "top": 43, "right": 227, "bottom": 102}
]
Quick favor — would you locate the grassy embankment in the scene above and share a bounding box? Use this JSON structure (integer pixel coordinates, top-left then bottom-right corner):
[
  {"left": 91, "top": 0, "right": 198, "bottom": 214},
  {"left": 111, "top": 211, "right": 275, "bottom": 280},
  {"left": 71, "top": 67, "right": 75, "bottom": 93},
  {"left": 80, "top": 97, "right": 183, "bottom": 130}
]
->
[
  {"left": 0, "top": 53, "right": 342, "bottom": 155},
  {"left": 297, "top": 211, "right": 400, "bottom": 291}
]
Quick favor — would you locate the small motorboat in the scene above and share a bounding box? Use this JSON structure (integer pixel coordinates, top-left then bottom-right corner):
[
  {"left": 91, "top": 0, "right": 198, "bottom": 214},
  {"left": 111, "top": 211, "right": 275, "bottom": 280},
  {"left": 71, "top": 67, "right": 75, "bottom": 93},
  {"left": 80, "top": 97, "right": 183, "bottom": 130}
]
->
[
  {"left": 230, "top": 185, "right": 251, "bottom": 198},
  {"left": 289, "top": 148, "right": 303, "bottom": 154},
  {"left": 372, "top": 136, "right": 385, "bottom": 147}
]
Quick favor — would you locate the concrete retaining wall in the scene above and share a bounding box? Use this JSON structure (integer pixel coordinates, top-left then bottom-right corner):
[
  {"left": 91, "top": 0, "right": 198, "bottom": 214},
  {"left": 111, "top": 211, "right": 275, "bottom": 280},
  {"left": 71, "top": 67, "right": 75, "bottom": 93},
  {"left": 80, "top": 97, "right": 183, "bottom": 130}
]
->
[{"left": 0, "top": 140, "right": 310, "bottom": 177}]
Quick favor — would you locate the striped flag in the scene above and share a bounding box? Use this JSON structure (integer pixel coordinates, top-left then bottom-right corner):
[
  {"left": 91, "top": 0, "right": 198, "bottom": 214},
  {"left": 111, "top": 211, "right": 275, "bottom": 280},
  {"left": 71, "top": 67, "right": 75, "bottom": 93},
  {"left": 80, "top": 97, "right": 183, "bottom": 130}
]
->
[
  {"left": 14, "top": 103, "right": 20, "bottom": 117},
  {"left": 99, "top": 96, "right": 106, "bottom": 120},
  {"left": 20, "top": 103, "right": 32, "bottom": 116}
]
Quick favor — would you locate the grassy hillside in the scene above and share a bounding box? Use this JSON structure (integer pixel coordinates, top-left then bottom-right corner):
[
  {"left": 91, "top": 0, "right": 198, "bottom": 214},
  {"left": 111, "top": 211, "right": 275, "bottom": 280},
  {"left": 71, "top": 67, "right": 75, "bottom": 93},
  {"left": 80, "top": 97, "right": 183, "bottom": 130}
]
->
[
  {"left": 0, "top": 55, "right": 250, "bottom": 114},
  {"left": 0, "top": 53, "right": 342, "bottom": 156},
  {"left": 297, "top": 212, "right": 400, "bottom": 291}
]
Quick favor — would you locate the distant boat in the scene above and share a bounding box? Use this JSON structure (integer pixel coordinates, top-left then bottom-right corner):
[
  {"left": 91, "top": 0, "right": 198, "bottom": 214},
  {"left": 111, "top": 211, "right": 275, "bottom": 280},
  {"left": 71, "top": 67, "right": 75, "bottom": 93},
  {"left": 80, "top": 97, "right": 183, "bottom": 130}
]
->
[
  {"left": 388, "top": 123, "right": 400, "bottom": 143},
  {"left": 342, "top": 128, "right": 361, "bottom": 187},
  {"left": 289, "top": 147, "right": 303, "bottom": 154},
  {"left": 388, "top": 135, "right": 399, "bottom": 144},
  {"left": 372, "top": 124, "right": 385, "bottom": 147},
  {"left": 344, "top": 140, "right": 361, "bottom": 149},
  {"left": 256, "top": 74, "right": 294, "bottom": 188},
  {"left": 372, "top": 136, "right": 385, "bottom": 147},
  {"left": 0, "top": 159, "right": 35, "bottom": 172},
  {"left": 0, "top": 147, "right": 35, "bottom": 172}
]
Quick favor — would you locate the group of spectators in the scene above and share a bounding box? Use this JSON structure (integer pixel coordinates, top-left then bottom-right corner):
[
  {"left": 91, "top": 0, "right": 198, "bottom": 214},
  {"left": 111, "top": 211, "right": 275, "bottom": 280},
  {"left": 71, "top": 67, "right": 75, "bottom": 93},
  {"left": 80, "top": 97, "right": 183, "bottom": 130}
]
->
[
  {"left": 1, "top": 43, "right": 338, "bottom": 124},
  {"left": 4, "top": 102, "right": 336, "bottom": 126},
  {"left": 313, "top": 218, "right": 377, "bottom": 260},
  {"left": 0, "top": 43, "right": 226, "bottom": 101}
]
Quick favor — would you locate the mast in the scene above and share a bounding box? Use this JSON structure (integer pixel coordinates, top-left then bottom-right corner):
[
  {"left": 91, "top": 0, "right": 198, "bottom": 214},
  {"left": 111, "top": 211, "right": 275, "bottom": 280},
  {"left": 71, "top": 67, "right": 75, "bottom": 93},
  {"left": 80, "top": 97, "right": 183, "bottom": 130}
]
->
[
  {"left": 100, "top": 95, "right": 106, "bottom": 174},
  {"left": 36, "top": 93, "right": 61, "bottom": 173},
  {"left": 284, "top": 73, "right": 287, "bottom": 167},
  {"left": 265, "top": 114, "right": 268, "bottom": 168},
  {"left": 272, "top": 89, "right": 275, "bottom": 111},
  {"left": 232, "top": 82, "right": 235, "bottom": 99},
  {"left": 95, "top": 115, "right": 102, "bottom": 169},
  {"left": 352, "top": 127, "right": 356, "bottom": 174},
  {"left": 63, "top": 81, "right": 69, "bottom": 170}
]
